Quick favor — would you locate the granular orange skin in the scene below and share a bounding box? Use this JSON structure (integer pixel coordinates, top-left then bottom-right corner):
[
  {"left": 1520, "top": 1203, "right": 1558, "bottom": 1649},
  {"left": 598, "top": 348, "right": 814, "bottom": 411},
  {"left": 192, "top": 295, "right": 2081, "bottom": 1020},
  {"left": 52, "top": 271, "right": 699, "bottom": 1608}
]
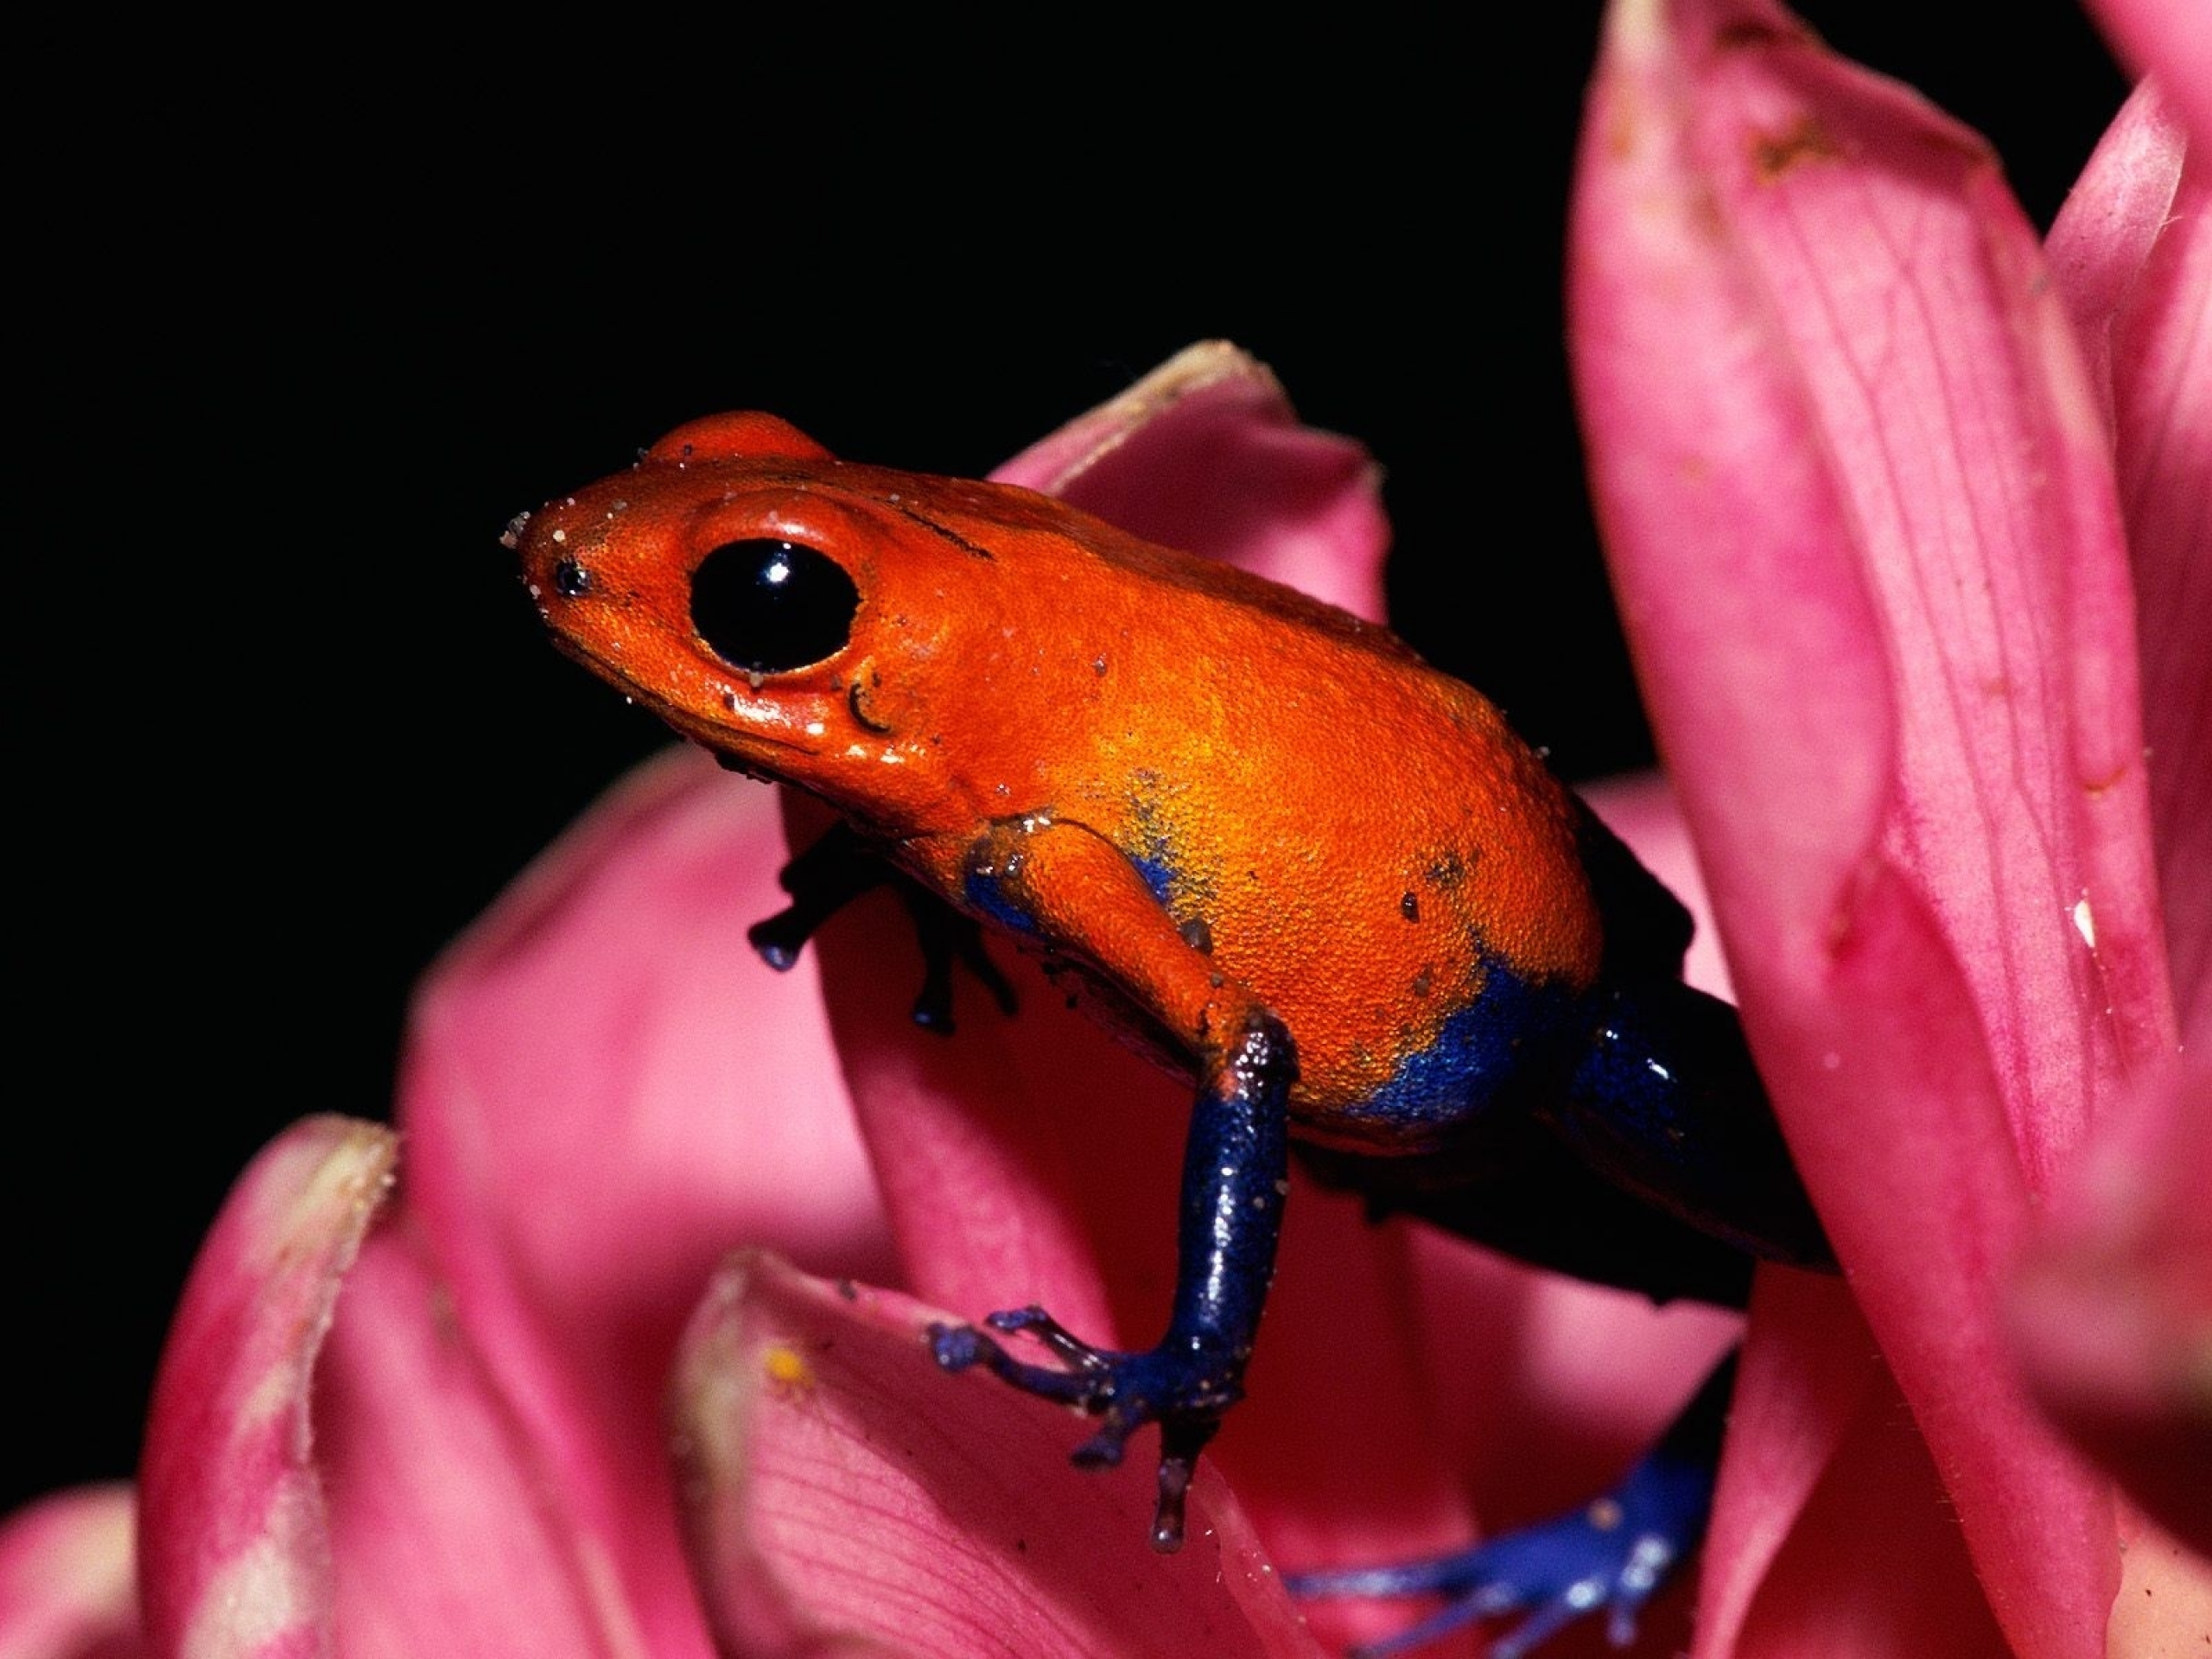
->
[{"left": 517, "top": 412, "right": 1603, "bottom": 1154}]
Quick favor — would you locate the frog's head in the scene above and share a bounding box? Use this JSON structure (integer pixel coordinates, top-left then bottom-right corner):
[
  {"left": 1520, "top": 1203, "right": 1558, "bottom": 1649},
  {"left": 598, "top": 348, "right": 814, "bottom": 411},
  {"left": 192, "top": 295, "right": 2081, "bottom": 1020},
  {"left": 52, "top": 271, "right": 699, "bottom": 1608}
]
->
[{"left": 511, "top": 412, "right": 1049, "bottom": 836}]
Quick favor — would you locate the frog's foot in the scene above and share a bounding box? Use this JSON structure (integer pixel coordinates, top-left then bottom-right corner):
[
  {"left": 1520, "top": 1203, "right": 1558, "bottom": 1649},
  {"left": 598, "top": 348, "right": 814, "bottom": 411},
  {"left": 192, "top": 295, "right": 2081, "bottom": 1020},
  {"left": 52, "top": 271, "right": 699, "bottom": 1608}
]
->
[
  {"left": 928, "top": 1306, "right": 1230, "bottom": 1552},
  {"left": 1287, "top": 1351, "right": 1733, "bottom": 1659},
  {"left": 893, "top": 884, "right": 1017, "bottom": 1033},
  {"left": 750, "top": 820, "right": 1014, "bottom": 1032},
  {"left": 1284, "top": 1479, "right": 1700, "bottom": 1657}
]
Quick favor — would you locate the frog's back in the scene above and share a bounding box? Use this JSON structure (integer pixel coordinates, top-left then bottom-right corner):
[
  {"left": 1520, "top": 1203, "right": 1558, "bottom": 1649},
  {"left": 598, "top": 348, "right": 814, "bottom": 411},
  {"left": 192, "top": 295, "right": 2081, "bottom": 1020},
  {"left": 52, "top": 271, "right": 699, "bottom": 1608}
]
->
[{"left": 902, "top": 499, "right": 1611, "bottom": 1151}]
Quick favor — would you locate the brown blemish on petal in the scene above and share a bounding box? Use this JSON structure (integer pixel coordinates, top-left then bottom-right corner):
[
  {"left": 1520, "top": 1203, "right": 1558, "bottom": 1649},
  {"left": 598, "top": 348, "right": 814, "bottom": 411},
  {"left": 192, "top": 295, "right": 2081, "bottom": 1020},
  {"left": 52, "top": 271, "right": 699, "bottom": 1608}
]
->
[
  {"left": 1605, "top": 86, "right": 1642, "bottom": 161},
  {"left": 2082, "top": 760, "right": 2135, "bottom": 796},
  {"left": 1751, "top": 116, "right": 1839, "bottom": 181},
  {"left": 1680, "top": 181, "right": 1731, "bottom": 245}
]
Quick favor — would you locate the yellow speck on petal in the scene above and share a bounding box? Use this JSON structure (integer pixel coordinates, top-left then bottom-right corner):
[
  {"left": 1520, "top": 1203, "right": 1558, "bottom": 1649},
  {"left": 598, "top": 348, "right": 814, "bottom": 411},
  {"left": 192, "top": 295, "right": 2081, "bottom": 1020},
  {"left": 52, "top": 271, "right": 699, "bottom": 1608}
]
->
[
  {"left": 762, "top": 1341, "right": 815, "bottom": 1396},
  {"left": 2073, "top": 895, "right": 2097, "bottom": 950}
]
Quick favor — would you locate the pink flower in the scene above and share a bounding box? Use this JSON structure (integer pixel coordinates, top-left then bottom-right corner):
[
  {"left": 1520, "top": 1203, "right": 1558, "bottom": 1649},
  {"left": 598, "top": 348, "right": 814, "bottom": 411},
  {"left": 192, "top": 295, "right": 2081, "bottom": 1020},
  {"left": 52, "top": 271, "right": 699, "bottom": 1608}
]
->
[
  {"left": 6, "top": 5, "right": 2205, "bottom": 1653},
  {"left": 1570, "top": 1, "right": 2209, "bottom": 1655}
]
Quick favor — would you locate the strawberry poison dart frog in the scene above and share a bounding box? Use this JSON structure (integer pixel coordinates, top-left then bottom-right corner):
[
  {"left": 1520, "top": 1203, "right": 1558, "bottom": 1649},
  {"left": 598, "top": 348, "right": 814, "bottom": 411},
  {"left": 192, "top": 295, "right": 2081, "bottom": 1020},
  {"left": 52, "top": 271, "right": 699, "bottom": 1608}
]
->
[{"left": 512, "top": 372, "right": 1834, "bottom": 1657}]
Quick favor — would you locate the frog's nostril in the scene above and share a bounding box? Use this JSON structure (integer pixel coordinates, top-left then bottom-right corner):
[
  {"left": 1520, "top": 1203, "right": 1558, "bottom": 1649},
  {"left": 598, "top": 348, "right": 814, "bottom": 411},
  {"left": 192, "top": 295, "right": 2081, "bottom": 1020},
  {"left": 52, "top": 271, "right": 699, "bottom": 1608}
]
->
[{"left": 553, "top": 556, "right": 591, "bottom": 598}]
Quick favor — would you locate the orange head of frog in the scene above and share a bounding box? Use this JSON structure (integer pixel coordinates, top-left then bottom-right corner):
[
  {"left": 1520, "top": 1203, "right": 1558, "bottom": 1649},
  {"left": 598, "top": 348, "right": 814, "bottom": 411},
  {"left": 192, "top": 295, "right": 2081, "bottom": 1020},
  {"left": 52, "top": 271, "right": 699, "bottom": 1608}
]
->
[{"left": 510, "top": 411, "right": 1090, "bottom": 836}]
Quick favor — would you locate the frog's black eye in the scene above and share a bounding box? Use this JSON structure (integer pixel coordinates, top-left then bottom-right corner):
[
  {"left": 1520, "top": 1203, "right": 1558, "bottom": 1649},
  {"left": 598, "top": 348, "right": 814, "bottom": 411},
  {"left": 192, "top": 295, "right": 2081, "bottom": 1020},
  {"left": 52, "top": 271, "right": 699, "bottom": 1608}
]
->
[{"left": 690, "top": 539, "right": 860, "bottom": 673}]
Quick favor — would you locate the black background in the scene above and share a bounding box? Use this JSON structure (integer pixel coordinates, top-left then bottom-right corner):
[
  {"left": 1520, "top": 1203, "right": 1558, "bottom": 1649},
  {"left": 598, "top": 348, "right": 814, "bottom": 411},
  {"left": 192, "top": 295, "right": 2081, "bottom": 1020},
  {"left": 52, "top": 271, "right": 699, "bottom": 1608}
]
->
[{"left": 10, "top": 8, "right": 2126, "bottom": 1521}]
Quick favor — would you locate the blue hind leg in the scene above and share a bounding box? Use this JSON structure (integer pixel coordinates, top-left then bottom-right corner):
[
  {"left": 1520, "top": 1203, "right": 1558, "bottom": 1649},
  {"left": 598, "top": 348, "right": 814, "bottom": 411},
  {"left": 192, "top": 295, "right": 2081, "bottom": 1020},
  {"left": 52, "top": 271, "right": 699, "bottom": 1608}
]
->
[
  {"left": 1287, "top": 1351, "right": 1735, "bottom": 1659},
  {"left": 1553, "top": 977, "right": 1830, "bottom": 1271}
]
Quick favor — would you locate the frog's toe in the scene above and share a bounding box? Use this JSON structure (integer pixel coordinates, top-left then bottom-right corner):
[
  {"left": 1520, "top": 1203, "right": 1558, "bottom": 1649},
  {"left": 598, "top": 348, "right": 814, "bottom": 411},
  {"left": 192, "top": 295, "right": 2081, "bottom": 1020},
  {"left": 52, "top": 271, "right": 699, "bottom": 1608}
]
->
[
  {"left": 926, "top": 1307, "right": 1234, "bottom": 1552},
  {"left": 1286, "top": 1501, "right": 1687, "bottom": 1658},
  {"left": 925, "top": 1314, "right": 1107, "bottom": 1406}
]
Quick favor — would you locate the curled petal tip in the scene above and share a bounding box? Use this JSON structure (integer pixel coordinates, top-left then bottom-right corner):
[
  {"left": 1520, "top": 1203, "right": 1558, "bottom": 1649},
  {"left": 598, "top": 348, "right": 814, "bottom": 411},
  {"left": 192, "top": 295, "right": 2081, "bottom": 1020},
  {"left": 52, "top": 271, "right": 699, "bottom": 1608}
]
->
[
  {"left": 993, "top": 340, "right": 1389, "bottom": 620},
  {"left": 138, "top": 1116, "right": 398, "bottom": 1659}
]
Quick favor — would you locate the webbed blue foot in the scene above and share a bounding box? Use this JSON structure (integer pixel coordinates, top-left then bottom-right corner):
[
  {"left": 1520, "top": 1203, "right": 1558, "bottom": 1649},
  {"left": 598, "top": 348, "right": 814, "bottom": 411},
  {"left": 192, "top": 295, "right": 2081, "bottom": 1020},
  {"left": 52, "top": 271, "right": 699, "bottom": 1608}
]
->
[
  {"left": 928, "top": 1306, "right": 1238, "bottom": 1551},
  {"left": 1287, "top": 1351, "right": 1734, "bottom": 1658}
]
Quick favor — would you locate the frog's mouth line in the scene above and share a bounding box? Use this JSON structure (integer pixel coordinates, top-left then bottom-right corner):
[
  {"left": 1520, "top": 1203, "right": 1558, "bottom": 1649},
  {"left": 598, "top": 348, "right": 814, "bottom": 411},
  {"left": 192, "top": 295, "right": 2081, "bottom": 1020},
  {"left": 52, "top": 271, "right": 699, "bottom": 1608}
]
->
[{"left": 540, "top": 627, "right": 823, "bottom": 764}]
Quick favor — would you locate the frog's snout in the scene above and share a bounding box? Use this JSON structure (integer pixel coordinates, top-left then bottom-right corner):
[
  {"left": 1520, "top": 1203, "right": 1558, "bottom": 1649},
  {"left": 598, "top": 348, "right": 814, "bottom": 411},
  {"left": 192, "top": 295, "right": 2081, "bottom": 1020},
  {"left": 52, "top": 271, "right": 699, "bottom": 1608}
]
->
[{"left": 508, "top": 505, "right": 594, "bottom": 615}]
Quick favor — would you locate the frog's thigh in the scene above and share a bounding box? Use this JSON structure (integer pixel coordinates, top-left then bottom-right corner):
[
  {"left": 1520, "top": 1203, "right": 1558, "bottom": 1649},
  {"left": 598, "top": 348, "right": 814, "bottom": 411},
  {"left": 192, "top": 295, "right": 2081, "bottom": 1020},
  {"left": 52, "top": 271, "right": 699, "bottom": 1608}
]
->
[{"left": 967, "top": 817, "right": 1264, "bottom": 1051}]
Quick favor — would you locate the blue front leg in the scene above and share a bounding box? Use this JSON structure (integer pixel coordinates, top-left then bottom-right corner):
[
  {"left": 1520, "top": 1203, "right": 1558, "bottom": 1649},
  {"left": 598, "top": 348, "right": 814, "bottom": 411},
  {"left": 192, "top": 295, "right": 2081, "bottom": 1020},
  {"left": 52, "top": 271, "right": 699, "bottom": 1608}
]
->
[
  {"left": 1287, "top": 1351, "right": 1736, "bottom": 1659},
  {"left": 751, "top": 823, "right": 1016, "bottom": 1032},
  {"left": 930, "top": 1009, "right": 1295, "bottom": 1548}
]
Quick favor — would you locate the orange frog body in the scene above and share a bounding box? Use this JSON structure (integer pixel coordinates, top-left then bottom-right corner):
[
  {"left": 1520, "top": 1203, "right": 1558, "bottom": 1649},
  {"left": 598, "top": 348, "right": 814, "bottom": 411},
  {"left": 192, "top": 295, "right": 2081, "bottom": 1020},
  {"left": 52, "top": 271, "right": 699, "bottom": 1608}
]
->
[{"left": 516, "top": 403, "right": 1832, "bottom": 1656}]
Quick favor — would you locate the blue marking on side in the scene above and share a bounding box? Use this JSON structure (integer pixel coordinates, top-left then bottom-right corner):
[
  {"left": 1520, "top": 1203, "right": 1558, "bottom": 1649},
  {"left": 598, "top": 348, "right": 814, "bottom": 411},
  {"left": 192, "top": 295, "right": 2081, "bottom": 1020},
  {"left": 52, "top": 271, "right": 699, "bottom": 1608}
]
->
[
  {"left": 1129, "top": 849, "right": 1175, "bottom": 908},
  {"left": 1123, "top": 777, "right": 1182, "bottom": 911},
  {"left": 963, "top": 869, "right": 1043, "bottom": 938},
  {"left": 1348, "top": 950, "right": 1580, "bottom": 1131}
]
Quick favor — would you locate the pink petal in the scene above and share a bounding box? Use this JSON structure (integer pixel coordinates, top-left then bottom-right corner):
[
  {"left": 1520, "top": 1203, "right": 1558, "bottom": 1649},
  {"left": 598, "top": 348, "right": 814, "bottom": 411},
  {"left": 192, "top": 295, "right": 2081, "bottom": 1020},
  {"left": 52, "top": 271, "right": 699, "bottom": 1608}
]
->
[
  {"left": 2049, "top": 86, "right": 2212, "bottom": 1051},
  {"left": 2045, "top": 84, "right": 2187, "bottom": 414},
  {"left": 2007, "top": 1063, "right": 2212, "bottom": 1560},
  {"left": 138, "top": 1116, "right": 396, "bottom": 1659},
  {"left": 813, "top": 378, "right": 1751, "bottom": 1652},
  {"left": 1572, "top": 2, "right": 2169, "bottom": 1652},
  {"left": 1225, "top": 1184, "right": 1482, "bottom": 1657},
  {"left": 0, "top": 1485, "right": 141, "bottom": 1659},
  {"left": 992, "top": 340, "right": 1391, "bottom": 620},
  {"left": 1694, "top": 1273, "right": 2008, "bottom": 1658},
  {"left": 302, "top": 1221, "right": 651, "bottom": 1656},
  {"left": 669, "top": 1252, "right": 1320, "bottom": 1658},
  {"left": 2081, "top": 0, "right": 2212, "bottom": 164},
  {"left": 1413, "top": 1247, "right": 1745, "bottom": 1539},
  {"left": 778, "top": 787, "right": 1122, "bottom": 1346},
  {"left": 395, "top": 753, "right": 893, "bottom": 1659},
  {"left": 819, "top": 374, "right": 1758, "bottom": 1653}
]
